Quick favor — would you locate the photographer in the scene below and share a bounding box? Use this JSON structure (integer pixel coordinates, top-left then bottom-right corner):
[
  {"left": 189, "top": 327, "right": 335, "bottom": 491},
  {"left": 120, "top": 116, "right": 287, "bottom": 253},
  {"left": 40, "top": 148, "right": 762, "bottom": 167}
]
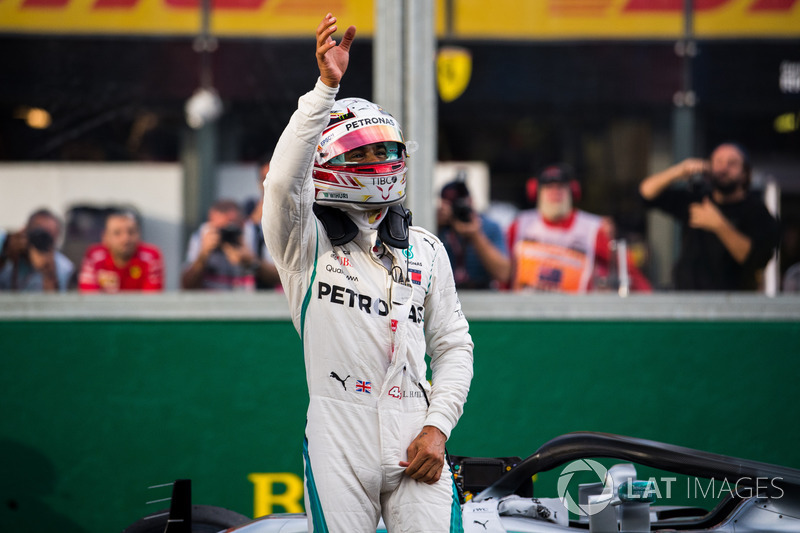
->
[
  {"left": 0, "top": 209, "right": 74, "bottom": 292},
  {"left": 181, "top": 199, "right": 257, "bottom": 291},
  {"left": 639, "top": 142, "right": 779, "bottom": 291},
  {"left": 240, "top": 157, "right": 281, "bottom": 290},
  {"left": 437, "top": 179, "right": 511, "bottom": 289}
]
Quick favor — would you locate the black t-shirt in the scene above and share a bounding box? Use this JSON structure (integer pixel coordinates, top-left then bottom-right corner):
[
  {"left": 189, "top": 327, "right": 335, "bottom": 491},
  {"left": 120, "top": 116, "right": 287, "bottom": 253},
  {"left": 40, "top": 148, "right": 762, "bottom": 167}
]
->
[{"left": 644, "top": 186, "right": 780, "bottom": 291}]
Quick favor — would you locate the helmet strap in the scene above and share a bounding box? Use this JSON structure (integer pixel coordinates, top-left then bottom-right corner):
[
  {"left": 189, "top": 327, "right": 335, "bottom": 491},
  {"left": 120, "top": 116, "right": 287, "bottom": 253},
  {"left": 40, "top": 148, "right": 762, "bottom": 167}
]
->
[
  {"left": 378, "top": 205, "right": 412, "bottom": 250},
  {"left": 313, "top": 203, "right": 411, "bottom": 249},
  {"left": 312, "top": 203, "right": 358, "bottom": 246}
]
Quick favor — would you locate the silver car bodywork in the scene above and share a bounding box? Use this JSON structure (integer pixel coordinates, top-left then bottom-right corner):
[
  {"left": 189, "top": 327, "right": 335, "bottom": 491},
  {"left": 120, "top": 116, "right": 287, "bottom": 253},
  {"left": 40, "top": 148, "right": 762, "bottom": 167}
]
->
[{"left": 126, "top": 432, "right": 800, "bottom": 533}]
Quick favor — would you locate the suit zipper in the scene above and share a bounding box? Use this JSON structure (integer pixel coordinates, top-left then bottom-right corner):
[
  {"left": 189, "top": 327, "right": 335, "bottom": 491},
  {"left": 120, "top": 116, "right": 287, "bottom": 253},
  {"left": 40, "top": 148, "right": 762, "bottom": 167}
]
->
[{"left": 370, "top": 241, "right": 397, "bottom": 362}]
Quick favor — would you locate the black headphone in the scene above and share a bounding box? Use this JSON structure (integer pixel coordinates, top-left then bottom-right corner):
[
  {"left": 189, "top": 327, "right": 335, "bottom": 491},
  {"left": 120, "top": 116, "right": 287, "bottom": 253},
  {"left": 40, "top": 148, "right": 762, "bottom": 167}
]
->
[{"left": 526, "top": 164, "right": 582, "bottom": 205}]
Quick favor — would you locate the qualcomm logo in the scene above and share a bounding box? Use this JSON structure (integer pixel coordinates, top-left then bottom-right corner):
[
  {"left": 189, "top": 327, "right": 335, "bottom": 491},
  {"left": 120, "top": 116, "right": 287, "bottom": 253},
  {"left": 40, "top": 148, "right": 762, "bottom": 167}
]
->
[{"left": 556, "top": 459, "right": 613, "bottom": 516}]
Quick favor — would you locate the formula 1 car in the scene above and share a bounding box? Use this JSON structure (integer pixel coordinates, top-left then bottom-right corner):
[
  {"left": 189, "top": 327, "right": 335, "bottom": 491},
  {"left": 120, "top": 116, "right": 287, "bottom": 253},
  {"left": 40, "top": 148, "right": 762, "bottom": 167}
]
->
[{"left": 122, "top": 432, "right": 800, "bottom": 533}]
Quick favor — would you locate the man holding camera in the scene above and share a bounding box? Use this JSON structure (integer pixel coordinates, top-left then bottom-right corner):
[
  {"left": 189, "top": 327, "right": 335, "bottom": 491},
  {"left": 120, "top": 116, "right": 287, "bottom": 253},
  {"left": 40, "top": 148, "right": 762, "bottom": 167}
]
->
[
  {"left": 639, "top": 142, "right": 780, "bottom": 291},
  {"left": 437, "top": 180, "right": 511, "bottom": 290},
  {"left": 78, "top": 210, "right": 163, "bottom": 292},
  {"left": 182, "top": 199, "right": 261, "bottom": 291},
  {"left": 0, "top": 209, "right": 74, "bottom": 292}
]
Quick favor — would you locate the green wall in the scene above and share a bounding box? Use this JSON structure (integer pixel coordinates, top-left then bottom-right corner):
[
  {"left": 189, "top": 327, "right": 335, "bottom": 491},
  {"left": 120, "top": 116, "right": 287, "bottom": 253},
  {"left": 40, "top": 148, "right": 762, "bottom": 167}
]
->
[{"left": 1, "top": 319, "right": 798, "bottom": 532}]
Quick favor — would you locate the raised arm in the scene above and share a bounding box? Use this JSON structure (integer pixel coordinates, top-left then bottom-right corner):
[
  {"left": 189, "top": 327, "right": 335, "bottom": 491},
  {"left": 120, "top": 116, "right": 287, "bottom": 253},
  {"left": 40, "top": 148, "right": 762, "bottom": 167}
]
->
[
  {"left": 639, "top": 158, "right": 707, "bottom": 200},
  {"left": 261, "top": 14, "right": 355, "bottom": 272}
]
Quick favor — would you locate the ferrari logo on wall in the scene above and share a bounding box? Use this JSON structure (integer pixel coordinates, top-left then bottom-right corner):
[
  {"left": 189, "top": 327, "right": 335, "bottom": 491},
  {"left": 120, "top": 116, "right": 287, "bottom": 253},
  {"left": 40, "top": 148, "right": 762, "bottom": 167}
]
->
[{"left": 437, "top": 46, "right": 472, "bottom": 103}]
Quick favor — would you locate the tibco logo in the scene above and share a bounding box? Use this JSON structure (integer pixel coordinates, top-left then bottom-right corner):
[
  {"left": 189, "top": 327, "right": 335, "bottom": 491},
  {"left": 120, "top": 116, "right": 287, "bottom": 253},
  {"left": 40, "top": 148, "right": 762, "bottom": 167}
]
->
[{"left": 556, "top": 459, "right": 613, "bottom": 516}]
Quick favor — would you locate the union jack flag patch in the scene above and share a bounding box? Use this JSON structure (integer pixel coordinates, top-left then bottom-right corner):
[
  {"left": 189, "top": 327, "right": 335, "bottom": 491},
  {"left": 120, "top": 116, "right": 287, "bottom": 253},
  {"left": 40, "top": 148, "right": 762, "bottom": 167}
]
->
[{"left": 356, "top": 380, "right": 372, "bottom": 393}]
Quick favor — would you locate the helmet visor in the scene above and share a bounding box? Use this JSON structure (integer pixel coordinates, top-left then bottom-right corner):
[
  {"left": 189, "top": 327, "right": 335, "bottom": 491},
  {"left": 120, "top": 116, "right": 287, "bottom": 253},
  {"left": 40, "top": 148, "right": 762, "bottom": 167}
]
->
[
  {"left": 327, "top": 141, "right": 404, "bottom": 166},
  {"left": 318, "top": 118, "right": 405, "bottom": 164}
]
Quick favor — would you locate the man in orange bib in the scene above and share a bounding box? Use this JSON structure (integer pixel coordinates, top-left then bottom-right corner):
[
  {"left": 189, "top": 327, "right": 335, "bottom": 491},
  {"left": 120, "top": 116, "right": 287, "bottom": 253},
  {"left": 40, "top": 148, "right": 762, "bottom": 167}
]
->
[{"left": 508, "top": 165, "right": 651, "bottom": 293}]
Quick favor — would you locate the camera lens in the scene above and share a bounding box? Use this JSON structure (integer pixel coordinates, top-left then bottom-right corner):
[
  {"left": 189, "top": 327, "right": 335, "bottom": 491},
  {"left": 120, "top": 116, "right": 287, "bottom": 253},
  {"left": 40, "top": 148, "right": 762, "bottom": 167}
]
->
[
  {"left": 219, "top": 225, "right": 242, "bottom": 245},
  {"left": 453, "top": 199, "right": 472, "bottom": 222},
  {"left": 26, "top": 228, "right": 55, "bottom": 252}
]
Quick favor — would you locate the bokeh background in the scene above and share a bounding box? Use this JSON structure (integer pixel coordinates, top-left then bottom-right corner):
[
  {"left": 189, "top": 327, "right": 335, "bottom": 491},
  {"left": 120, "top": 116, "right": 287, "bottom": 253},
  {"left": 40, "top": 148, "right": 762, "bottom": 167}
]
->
[{"left": 1, "top": 1, "right": 799, "bottom": 531}]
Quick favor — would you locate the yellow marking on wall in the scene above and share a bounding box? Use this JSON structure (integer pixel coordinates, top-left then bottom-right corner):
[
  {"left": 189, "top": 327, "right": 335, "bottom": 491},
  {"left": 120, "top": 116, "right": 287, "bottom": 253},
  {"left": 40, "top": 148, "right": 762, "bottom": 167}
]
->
[{"left": 248, "top": 472, "right": 304, "bottom": 516}]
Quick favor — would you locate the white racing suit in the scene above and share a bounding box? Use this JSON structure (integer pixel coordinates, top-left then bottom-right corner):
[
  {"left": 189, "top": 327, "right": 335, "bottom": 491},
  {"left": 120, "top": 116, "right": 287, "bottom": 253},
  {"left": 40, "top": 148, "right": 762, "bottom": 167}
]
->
[{"left": 262, "top": 79, "right": 474, "bottom": 533}]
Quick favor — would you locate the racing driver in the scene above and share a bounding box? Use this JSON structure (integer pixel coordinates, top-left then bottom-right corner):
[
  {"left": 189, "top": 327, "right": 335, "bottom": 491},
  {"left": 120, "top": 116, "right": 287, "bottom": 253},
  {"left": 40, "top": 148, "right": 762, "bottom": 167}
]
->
[{"left": 261, "top": 13, "right": 474, "bottom": 533}]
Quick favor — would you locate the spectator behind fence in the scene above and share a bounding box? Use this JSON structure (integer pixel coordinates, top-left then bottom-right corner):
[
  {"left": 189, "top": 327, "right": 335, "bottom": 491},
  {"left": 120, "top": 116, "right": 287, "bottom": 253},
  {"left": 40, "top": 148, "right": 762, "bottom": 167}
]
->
[
  {"left": 78, "top": 210, "right": 163, "bottom": 292},
  {"left": 0, "top": 209, "right": 74, "bottom": 292},
  {"left": 784, "top": 262, "right": 800, "bottom": 292},
  {"left": 639, "top": 142, "right": 780, "bottom": 291},
  {"left": 508, "top": 164, "right": 651, "bottom": 293},
  {"left": 437, "top": 178, "right": 510, "bottom": 289},
  {"left": 241, "top": 158, "right": 281, "bottom": 290},
  {"left": 182, "top": 199, "right": 256, "bottom": 291}
]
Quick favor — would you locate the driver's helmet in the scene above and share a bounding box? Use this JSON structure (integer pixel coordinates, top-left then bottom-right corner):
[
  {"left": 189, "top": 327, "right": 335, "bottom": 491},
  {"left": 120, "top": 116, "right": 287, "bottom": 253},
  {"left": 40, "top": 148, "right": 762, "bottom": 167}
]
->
[{"left": 313, "top": 98, "right": 407, "bottom": 209}]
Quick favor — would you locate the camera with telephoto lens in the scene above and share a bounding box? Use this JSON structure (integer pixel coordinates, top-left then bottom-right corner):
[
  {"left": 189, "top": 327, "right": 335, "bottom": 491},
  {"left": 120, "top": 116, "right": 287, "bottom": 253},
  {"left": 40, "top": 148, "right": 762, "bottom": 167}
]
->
[
  {"left": 452, "top": 198, "right": 473, "bottom": 223},
  {"left": 219, "top": 225, "right": 242, "bottom": 246},
  {"left": 686, "top": 170, "right": 713, "bottom": 198},
  {"left": 26, "top": 228, "right": 55, "bottom": 253}
]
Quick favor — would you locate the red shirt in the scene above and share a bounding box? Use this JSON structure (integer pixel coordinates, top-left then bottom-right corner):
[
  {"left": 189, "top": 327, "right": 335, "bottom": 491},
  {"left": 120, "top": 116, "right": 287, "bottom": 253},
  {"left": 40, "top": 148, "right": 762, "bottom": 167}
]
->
[{"left": 78, "top": 243, "right": 163, "bottom": 293}]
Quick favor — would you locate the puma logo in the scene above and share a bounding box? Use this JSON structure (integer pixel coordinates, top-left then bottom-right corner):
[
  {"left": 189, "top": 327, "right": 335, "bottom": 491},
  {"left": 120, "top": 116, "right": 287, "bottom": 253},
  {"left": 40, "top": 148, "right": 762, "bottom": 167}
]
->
[
  {"left": 329, "top": 371, "right": 350, "bottom": 390},
  {"left": 423, "top": 237, "right": 436, "bottom": 250},
  {"left": 474, "top": 520, "right": 488, "bottom": 529}
]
